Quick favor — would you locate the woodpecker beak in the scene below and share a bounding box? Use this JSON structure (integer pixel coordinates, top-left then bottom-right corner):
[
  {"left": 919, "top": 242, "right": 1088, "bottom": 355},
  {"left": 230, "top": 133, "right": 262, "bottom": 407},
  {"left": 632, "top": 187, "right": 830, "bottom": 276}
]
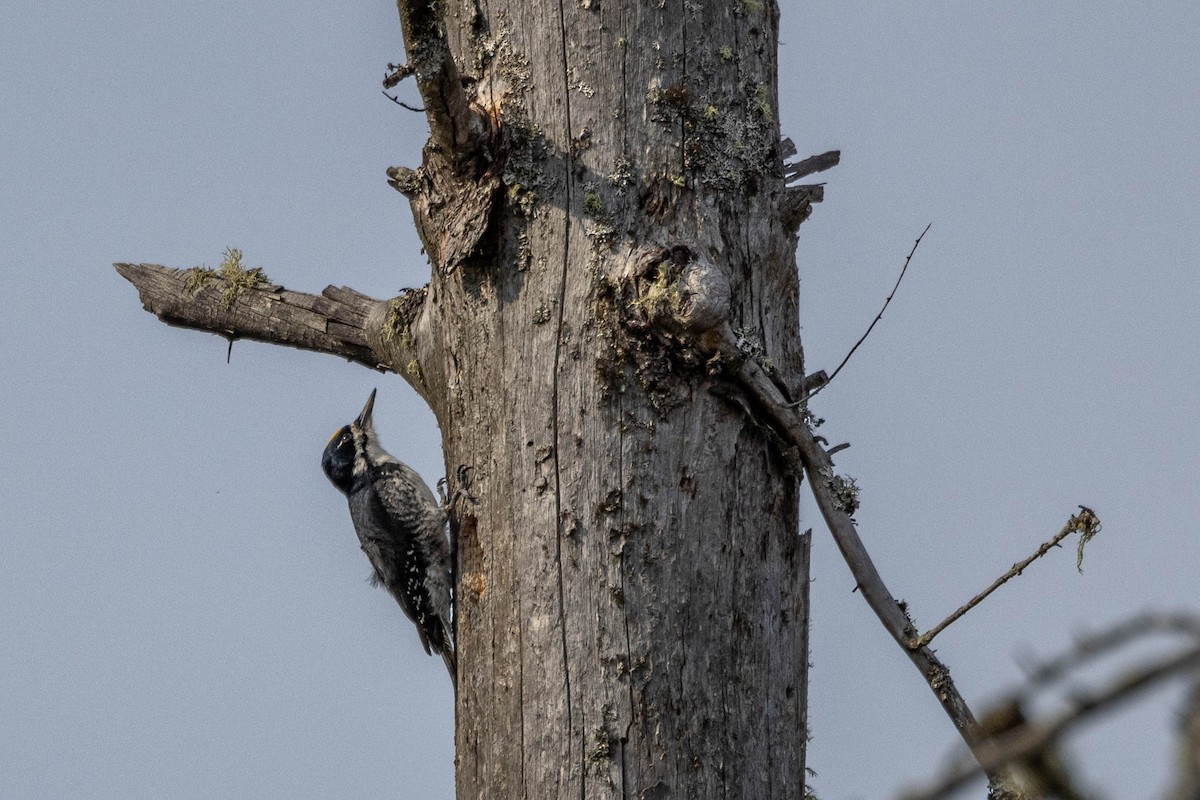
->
[{"left": 356, "top": 388, "right": 377, "bottom": 427}]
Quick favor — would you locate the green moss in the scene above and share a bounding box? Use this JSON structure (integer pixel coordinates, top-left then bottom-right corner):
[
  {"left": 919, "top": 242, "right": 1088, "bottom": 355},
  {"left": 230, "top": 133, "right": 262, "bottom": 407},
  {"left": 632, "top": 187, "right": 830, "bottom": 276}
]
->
[
  {"left": 583, "top": 187, "right": 605, "bottom": 218},
  {"left": 591, "top": 254, "right": 707, "bottom": 415},
  {"left": 472, "top": 15, "right": 532, "bottom": 96},
  {"left": 751, "top": 83, "right": 773, "bottom": 120},
  {"left": 502, "top": 112, "right": 547, "bottom": 218},
  {"left": 472, "top": 18, "right": 548, "bottom": 220},
  {"left": 586, "top": 727, "right": 614, "bottom": 766},
  {"left": 187, "top": 248, "right": 269, "bottom": 309},
  {"left": 381, "top": 298, "right": 408, "bottom": 345},
  {"left": 184, "top": 266, "right": 216, "bottom": 294},
  {"left": 718, "top": 45, "right": 734, "bottom": 62},
  {"left": 631, "top": 261, "right": 683, "bottom": 322},
  {"left": 386, "top": 165, "right": 425, "bottom": 195},
  {"left": 680, "top": 79, "right": 778, "bottom": 191},
  {"left": 826, "top": 474, "right": 860, "bottom": 517},
  {"left": 585, "top": 222, "right": 616, "bottom": 251},
  {"left": 581, "top": 181, "right": 615, "bottom": 252},
  {"left": 219, "top": 250, "right": 271, "bottom": 309}
]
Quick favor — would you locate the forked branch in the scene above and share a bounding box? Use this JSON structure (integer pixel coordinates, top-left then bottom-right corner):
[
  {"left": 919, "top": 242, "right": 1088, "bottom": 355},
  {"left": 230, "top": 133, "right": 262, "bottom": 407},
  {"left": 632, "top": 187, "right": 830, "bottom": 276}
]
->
[
  {"left": 622, "top": 239, "right": 1097, "bottom": 794},
  {"left": 705, "top": 323, "right": 1010, "bottom": 784},
  {"left": 910, "top": 507, "right": 1101, "bottom": 649}
]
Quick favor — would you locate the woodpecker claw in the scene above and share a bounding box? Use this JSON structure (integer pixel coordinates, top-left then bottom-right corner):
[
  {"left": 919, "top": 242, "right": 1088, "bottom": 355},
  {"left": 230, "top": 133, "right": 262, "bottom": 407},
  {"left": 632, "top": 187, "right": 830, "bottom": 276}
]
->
[
  {"left": 456, "top": 465, "right": 479, "bottom": 502},
  {"left": 438, "top": 465, "right": 478, "bottom": 509}
]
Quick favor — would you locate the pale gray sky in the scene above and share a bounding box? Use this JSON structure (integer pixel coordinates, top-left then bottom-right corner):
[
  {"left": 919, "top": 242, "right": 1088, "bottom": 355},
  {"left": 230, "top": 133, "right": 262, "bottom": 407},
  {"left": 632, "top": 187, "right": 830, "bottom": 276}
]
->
[{"left": 2, "top": 3, "right": 1197, "bottom": 798}]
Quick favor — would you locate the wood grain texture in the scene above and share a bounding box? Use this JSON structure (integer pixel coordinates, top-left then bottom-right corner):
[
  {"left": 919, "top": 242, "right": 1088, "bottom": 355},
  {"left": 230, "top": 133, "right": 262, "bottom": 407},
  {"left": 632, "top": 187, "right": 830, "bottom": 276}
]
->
[
  {"left": 422, "top": 1, "right": 811, "bottom": 796},
  {"left": 118, "top": 0, "right": 813, "bottom": 794},
  {"left": 114, "top": 262, "right": 388, "bottom": 370}
]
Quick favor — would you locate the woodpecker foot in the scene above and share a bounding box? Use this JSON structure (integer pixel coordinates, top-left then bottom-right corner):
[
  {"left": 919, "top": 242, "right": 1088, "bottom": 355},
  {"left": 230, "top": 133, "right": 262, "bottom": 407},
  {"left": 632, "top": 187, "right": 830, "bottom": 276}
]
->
[{"left": 439, "top": 464, "right": 479, "bottom": 511}]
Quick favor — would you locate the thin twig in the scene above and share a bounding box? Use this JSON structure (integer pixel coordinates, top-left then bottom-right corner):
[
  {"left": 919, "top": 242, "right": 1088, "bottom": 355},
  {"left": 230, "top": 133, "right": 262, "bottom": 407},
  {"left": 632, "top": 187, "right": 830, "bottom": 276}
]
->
[
  {"left": 1019, "top": 611, "right": 1200, "bottom": 686},
  {"left": 910, "top": 507, "right": 1101, "bottom": 649},
  {"left": 382, "top": 90, "right": 426, "bottom": 113},
  {"left": 810, "top": 222, "right": 931, "bottom": 398}
]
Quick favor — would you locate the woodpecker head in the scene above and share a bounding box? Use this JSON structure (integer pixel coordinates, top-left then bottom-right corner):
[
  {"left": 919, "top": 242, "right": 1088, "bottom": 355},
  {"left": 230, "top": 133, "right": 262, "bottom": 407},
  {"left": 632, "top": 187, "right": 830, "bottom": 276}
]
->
[{"left": 321, "top": 388, "right": 378, "bottom": 495}]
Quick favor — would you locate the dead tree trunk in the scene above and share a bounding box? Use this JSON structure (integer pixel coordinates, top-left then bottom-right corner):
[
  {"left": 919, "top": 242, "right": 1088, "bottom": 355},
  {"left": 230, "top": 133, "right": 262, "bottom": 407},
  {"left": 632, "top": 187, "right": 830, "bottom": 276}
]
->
[{"left": 118, "top": 1, "right": 816, "bottom": 796}]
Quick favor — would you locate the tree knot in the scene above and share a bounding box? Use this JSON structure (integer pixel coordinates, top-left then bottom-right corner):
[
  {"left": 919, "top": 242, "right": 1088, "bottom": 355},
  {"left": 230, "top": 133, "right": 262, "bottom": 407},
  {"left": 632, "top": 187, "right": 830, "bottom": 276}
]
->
[{"left": 615, "top": 244, "right": 731, "bottom": 336}]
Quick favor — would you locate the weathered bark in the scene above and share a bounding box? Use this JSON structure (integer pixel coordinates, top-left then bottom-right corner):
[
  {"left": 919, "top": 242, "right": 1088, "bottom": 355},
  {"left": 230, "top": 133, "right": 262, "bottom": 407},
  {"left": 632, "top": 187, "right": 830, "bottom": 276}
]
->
[
  {"left": 118, "top": 1, "right": 812, "bottom": 797},
  {"left": 423, "top": 3, "right": 808, "bottom": 797},
  {"left": 116, "top": 4, "right": 1200, "bottom": 797},
  {"left": 115, "top": 262, "right": 389, "bottom": 371}
]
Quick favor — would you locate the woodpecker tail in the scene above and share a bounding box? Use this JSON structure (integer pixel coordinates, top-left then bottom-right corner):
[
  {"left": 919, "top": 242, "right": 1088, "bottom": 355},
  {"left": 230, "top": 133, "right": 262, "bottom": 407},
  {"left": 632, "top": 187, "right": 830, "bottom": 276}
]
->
[{"left": 441, "top": 645, "right": 457, "bottom": 688}]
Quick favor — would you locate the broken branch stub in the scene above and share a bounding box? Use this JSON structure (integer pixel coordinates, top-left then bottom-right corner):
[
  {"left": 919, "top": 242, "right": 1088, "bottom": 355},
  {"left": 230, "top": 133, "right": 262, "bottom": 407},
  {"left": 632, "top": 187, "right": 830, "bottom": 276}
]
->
[
  {"left": 114, "top": 261, "right": 437, "bottom": 402},
  {"left": 388, "top": 0, "right": 500, "bottom": 276},
  {"left": 395, "top": 0, "right": 485, "bottom": 168}
]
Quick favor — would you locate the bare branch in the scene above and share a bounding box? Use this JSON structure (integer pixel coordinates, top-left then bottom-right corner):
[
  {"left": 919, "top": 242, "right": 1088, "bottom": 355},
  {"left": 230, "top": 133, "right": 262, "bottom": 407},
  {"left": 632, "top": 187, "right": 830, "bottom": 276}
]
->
[
  {"left": 777, "top": 149, "right": 836, "bottom": 232},
  {"left": 114, "top": 263, "right": 428, "bottom": 386},
  {"left": 780, "top": 185, "right": 827, "bottom": 232},
  {"left": 810, "top": 223, "right": 931, "bottom": 397},
  {"left": 898, "top": 639, "right": 1200, "bottom": 800},
  {"left": 704, "top": 323, "right": 1015, "bottom": 787},
  {"left": 1020, "top": 611, "right": 1200, "bottom": 688},
  {"left": 788, "top": 184, "right": 825, "bottom": 203},
  {"left": 383, "top": 60, "right": 416, "bottom": 89},
  {"left": 1170, "top": 681, "right": 1200, "bottom": 800},
  {"left": 801, "top": 371, "right": 828, "bottom": 394},
  {"left": 911, "top": 507, "right": 1101, "bottom": 649},
  {"left": 784, "top": 149, "right": 841, "bottom": 184},
  {"left": 382, "top": 89, "right": 426, "bottom": 113},
  {"left": 394, "top": 0, "right": 484, "bottom": 165}
]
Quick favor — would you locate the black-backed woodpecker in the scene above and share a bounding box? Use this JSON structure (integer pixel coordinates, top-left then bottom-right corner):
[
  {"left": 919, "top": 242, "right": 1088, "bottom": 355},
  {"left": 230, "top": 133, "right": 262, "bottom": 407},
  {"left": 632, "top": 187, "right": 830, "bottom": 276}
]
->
[{"left": 322, "top": 389, "right": 455, "bottom": 682}]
